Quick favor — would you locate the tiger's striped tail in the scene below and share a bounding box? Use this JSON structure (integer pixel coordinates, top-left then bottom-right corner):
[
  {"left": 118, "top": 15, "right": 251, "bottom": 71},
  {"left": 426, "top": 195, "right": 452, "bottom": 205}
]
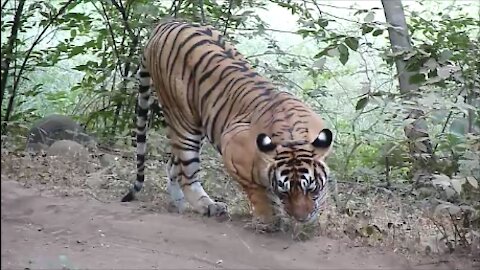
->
[{"left": 121, "top": 56, "right": 151, "bottom": 202}]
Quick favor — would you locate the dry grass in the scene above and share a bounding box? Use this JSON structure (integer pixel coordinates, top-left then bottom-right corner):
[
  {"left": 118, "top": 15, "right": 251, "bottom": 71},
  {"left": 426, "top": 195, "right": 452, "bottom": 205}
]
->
[{"left": 1, "top": 133, "right": 478, "bottom": 262}]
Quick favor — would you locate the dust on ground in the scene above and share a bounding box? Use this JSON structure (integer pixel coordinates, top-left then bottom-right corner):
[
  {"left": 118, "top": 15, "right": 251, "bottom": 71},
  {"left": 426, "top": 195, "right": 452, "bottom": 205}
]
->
[{"left": 0, "top": 144, "right": 476, "bottom": 269}]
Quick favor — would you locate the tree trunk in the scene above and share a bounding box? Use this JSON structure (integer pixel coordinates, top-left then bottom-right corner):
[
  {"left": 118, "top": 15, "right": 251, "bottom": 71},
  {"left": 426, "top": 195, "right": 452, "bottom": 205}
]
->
[
  {"left": 381, "top": 0, "right": 417, "bottom": 94},
  {"left": 381, "top": 0, "right": 434, "bottom": 182}
]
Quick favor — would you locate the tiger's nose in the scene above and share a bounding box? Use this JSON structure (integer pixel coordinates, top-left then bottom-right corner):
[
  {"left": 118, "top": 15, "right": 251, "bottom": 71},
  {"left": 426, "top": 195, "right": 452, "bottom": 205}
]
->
[{"left": 290, "top": 199, "right": 313, "bottom": 222}]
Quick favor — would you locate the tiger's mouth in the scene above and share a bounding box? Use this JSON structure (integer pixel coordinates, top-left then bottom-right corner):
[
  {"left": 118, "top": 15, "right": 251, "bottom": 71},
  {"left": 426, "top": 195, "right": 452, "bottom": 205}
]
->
[{"left": 267, "top": 195, "right": 322, "bottom": 223}]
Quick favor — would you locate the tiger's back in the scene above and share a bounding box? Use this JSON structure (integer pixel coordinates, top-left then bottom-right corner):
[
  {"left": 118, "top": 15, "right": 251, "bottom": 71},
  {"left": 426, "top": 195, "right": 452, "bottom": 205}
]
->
[
  {"left": 143, "top": 21, "right": 278, "bottom": 149},
  {"left": 123, "top": 20, "right": 334, "bottom": 226}
]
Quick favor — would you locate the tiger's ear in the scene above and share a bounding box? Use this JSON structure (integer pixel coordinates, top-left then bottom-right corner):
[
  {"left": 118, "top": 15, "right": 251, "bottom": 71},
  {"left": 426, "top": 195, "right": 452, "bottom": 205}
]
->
[
  {"left": 312, "top": 129, "right": 333, "bottom": 149},
  {"left": 312, "top": 129, "right": 333, "bottom": 160},
  {"left": 256, "top": 133, "right": 277, "bottom": 152}
]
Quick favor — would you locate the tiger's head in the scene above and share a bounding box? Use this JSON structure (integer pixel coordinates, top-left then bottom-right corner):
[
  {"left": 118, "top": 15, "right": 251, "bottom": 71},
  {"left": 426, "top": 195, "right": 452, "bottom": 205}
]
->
[{"left": 255, "top": 128, "right": 333, "bottom": 223}]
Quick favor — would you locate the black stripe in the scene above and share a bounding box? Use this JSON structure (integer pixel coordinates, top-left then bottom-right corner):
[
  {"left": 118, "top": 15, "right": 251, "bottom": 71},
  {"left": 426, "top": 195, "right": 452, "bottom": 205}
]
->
[
  {"left": 200, "top": 64, "right": 240, "bottom": 110},
  {"left": 139, "top": 85, "right": 150, "bottom": 93},
  {"left": 137, "top": 107, "right": 148, "bottom": 118},
  {"left": 171, "top": 143, "right": 200, "bottom": 152},
  {"left": 180, "top": 157, "right": 200, "bottom": 166},
  {"left": 199, "top": 53, "right": 223, "bottom": 78},
  {"left": 260, "top": 97, "right": 292, "bottom": 124},
  {"left": 198, "top": 64, "right": 222, "bottom": 86},
  {"left": 165, "top": 23, "right": 193, "bottom": 76},
  {"left": 181, "top": 179, "right": 200, "bottom": 187},
  {"left": 137, "top": 154, "right": 145, "bottom": 163},
  {"left": 199, "top": 27, "right": 213, "bottom": 36},
  {"left": 139, "top": 71, "right": 149, "bottom": 77},
  {"left": 172, "top": 32, "right": 204, "bottom": 80},
  {"left": 218, "top": 80, "right": 258, "bottom": 133},
  {"left": 137, "top": 134, "right": 146, "bottom": 143},
  {"left": 181, "top": 39, "right": 211, "bottom": 80},
  {"left": 180, "top": 169, "right": 200, "bottom": 180}
]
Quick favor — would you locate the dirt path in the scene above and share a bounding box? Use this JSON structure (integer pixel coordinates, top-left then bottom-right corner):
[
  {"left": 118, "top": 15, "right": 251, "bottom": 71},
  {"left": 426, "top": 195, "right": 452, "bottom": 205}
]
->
[{"left": 1, "top": 180, "right": 459, "bottom": 270}]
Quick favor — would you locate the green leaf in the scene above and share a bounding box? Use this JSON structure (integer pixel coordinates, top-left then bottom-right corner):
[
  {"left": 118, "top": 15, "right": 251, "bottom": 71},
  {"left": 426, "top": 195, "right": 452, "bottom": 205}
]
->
[
  {"left": 466, "top": 177, "right": 478, "bottom": 189},
  {"left": 355, "top": 96, "right": 369, "bottom": 110},
  {"left": 362, "top": 25, "right": 374, "bottom": 34},
  {"left": 364, "top": 11, "right": 374, "bottom": 23},
  {"left": 344, "top": 37, "right": 359, "bottom": 51},
  {"left": 423, "top": 58, "right": 438, "bottom": 70},
  {"left": 313, "top": 57, "right": 326, "bottom": 69},
  {"left": 372, "top": 29, "right": 383, "bottom": 36},
  {"left": 409, "top": 73, "right": 425, "bottom": 84},
  {"left": 438, "top": 49, "right": 453, "bottom": 63},
  {"left": 69, "top": 46, "right": 85, "bottom": 57},
  {"left": 40, "top": 11, "right": 50, "bottom": 18},
  {"left": 339, "top": 50, "right": 349, "bottom": 65},
  {"left": 70, "top": 29, "right": 77, "bottom": 39},
  {"left": 317, "top": 18, "right": 329, "bottom": 28},
  {"left": 354, "top": 9, "right": 369, "bottom": 16},
  {"left": 451, "top": 178, "right": 466, "bottom": 194},
  {"left": 314, "top": 47, "right": 331, "bottom": 58},
  {"left": 450, "top": 118, "right": 468, "bottom": 136},
  {"left": 337, "top": 44, "right": 348, "bottom": 54},
  {"left": 437, "top": 66, "right": 451, "bottom": 79}
]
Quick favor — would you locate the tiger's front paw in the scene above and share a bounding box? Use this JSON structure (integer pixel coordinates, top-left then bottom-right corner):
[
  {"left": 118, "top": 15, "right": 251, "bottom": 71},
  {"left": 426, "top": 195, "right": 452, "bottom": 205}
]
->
[
  {"left": 207, "top": 202, "right": 230, "bottom": 222},
  {"left": 244, "top": 216, "right": 289, "bottom": 233}
]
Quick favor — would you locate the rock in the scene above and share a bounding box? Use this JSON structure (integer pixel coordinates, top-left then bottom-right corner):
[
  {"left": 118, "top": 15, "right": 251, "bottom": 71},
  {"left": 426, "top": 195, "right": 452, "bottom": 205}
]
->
[
  {"left": 47, "top": 140, "right": 90, "bottom": 160},
  {"left": 98, "top": 153, "right": 117, "bottom": 168},
  {"left": 25, "top": 114, "right": 96, "bottom": 153},
  {"left": 86, "top": 173, "right": 103, "bottom": 190}
]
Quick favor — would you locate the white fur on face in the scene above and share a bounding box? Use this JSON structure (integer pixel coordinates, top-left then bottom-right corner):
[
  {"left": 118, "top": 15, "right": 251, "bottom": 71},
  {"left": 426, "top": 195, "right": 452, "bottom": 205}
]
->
[{"left": 276, "top": 170, "right": 290, "bottom": 192}]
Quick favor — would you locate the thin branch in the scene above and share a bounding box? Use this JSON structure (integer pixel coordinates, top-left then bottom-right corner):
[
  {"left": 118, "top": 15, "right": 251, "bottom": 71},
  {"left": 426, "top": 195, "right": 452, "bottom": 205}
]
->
[
  {"left": 311, "top": 1, "right": 362, "bottom": 24},
  {"left": 223, "top": 0, "right": 234, "bottom": 35},
  {"left": 198, "top": 0, "right": 205, "bottom": 24},
  {"left": 246, "top": 51, "right": 309, "bottom": 60},
  {"left": 97, "top": 2, "right": 120, "bottom": 64},
  {"left": 110, "top": 0, "right": 135, "bottom": 42},
  {"left": 1, "top": 0, "right": 11, "bottom": 11},
  {"left": 171, "top": 0, "right": 184, "bottom": 18},
  {"left": 236, "top": 27, "right": 300, "bottom": 35}
]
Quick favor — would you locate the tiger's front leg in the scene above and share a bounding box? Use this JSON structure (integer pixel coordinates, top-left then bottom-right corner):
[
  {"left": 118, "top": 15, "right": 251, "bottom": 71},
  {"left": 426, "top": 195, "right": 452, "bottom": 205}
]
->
[
  {"left": 168, "top": 133, "right": 229, "bottom": 219},
  {"left": 243, "top": 185, "right": 275, "bottom": 223},
  {"left": 221, "top": 124, "right": 282, "bottom": 231}
]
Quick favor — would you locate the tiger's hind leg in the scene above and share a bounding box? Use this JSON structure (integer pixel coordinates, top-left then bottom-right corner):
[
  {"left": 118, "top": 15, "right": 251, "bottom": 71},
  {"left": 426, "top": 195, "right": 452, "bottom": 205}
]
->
[
  {"left": 167, "top": 132, "right": 228, "bottom": 218},
  {"left": 164, "top": 154, "right": 187, "bottom": 213}
]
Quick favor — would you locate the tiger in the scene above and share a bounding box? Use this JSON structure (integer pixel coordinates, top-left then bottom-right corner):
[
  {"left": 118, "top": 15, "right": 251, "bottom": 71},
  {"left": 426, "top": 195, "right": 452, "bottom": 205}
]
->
[{"left": 122, "top": 20, "right": 334, "bottom": 226}]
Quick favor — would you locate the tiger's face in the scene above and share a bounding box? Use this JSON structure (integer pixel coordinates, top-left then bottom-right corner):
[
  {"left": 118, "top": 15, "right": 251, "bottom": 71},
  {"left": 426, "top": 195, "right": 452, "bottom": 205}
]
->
[{"left": 256, "top": 129, "right": 333, "bottom": 223}]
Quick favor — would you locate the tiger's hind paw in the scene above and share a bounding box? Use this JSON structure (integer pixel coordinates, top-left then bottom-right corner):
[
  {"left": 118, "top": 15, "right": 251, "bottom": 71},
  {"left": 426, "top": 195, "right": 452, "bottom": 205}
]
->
[
  {"left": 167, "top": 200, "right": 187, "bottom": 214},
  {"left": 121, "top": 191, "right": 135, "bottom": 202},
  {"left": 207, "top": 202, "right": 230, "bottom": 222}
]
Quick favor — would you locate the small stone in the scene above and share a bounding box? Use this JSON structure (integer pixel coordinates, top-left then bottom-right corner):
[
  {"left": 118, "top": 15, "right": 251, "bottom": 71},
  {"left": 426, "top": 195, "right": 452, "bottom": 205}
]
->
[{"left": 47, "top": 140, "right": 89, "bottom": 160}]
